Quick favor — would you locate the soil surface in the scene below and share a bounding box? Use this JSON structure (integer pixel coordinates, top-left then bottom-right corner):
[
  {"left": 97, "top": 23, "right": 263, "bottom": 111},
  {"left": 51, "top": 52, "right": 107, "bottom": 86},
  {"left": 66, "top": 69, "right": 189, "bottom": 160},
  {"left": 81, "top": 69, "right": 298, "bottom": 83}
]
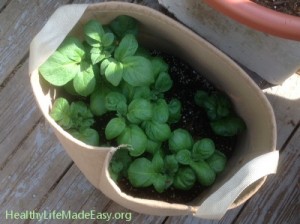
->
[
  {"left": 114, "top": 51, "right": 238, "bottom": 204},
  {"left": 251, "top": 0, "right": 300, "bottom": 16}
]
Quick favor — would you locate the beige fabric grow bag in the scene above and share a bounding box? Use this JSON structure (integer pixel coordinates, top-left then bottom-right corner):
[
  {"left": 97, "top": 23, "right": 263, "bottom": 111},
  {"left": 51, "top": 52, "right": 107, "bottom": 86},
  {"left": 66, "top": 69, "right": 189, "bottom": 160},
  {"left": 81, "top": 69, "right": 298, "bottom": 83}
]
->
[{"left": 29, "top": 2, "right": 278, "bottom": 220}]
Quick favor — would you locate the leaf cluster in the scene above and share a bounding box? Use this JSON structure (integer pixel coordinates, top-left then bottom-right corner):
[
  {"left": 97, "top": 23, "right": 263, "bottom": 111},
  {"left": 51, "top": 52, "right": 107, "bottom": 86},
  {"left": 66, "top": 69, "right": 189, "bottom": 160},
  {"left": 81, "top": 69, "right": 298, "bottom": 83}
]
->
[
  {"left": 194, "top": 90, "right": 246, "bottom": 136},
  {"left": 39, "top": 15, "right": 246, "bottom": 194},
  {"left": 50, "top": 98, "right": 99, "bottom": 146}
]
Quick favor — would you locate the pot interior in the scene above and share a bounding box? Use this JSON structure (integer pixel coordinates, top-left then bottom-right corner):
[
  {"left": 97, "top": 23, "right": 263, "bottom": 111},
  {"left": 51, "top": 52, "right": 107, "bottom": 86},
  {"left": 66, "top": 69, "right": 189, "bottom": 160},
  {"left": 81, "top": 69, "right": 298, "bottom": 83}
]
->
[{"left": 31, "top": 2, "right": 276, "bottom": 212}]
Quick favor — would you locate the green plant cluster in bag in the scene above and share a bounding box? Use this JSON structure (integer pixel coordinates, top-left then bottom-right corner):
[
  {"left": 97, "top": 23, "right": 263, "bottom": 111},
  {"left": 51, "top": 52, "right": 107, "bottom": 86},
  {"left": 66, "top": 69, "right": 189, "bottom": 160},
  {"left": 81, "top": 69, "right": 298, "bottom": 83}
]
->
[{"left": 39, "top": 15, "right": 246, "bottom": 193}]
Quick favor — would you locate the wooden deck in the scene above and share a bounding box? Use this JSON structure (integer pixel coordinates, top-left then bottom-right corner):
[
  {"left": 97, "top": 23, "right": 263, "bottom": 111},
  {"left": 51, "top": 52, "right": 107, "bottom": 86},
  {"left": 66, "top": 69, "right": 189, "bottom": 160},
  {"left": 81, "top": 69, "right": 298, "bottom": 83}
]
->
[{"left": 0, "top": 0, "right": 299, "bottom": 223}]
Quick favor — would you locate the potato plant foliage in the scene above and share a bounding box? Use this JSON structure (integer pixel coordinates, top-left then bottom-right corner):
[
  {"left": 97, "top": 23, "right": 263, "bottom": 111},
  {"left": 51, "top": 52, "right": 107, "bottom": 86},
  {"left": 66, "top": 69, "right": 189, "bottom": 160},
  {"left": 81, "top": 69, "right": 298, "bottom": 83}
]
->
[{"left": 39, "top": 16, "right": 246, "bottom": 193}]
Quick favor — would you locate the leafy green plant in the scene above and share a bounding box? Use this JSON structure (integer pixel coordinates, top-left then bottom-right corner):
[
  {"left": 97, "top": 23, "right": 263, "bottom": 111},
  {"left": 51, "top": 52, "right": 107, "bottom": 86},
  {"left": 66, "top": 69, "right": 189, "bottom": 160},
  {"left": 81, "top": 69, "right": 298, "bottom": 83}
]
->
[
  {"left": 49, "top": 98, "right": 99, "bottom": 146},
  {"left": 194, "top": 90, "right": 246, "bottom": 136},
  {"left": 176, "top": 149, "right": 216, "bottom": 186},
  {"left": 39, "top": 15, "right": 246, "bottom": 195},
  {"left": 39, "top": 37, "right": 96, "bottom": 97},
  {"left": 168, "top": 129, "right": 194, "bottom": 153}
]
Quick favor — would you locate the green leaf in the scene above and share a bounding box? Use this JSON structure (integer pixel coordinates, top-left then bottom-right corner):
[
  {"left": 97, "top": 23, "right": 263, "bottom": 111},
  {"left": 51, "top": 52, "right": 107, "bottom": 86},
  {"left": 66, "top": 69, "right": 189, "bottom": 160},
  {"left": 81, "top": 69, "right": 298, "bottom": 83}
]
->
[
  {"left": 168, "top": 129, "right": 194, "bottom": 153},
  {"left": 109, "top": 147, "right": 132, "bottom": 180},
  {"left": 109, "top": 166, "right": 120, "bottom": 182},
  {"left": 110, "top": 160, "right": 123, "bottom": 174},
  {"left": 203, "top": 96, "right": 218, "bottom": 120},
  {"left": 189, "top": 160, "right": 216, "bottom": 186},
  {"left": 154, "top": 72, "right": 173, "bottom": 93},
  {"left": 152, "top": 99, "right": 169, "bottom": 123},
  {"left": 192, "top": 138, "right": 215, "bottom": 160},
  {"left": 102, "top": 32, "right": 115, "bottom": 47},
  {"left": 213, "top": 92, "right": 232, "bottom": 119},
  {"left": 104, "top": 60, "right": 124, "bottom": 86},
  {"left": 195, "top": 91, "right": 234, "bottom": 121},
  {"left": 173, "top": 167, "right": 196, "bottom": 190},
  {"left": 117, "top": 125, "right": 147, "bottom": 157},
  {"left": 194, "top": 90, "right": 209, "bottom": 108},
  {"left": 39, "top": 37, "right": 85, "bottom": 86},
  {"left": 50, "top": 98, "right": 69, "bottom": 122},
  {"left": 144, "top": 121, "right": 171, "bottom": 142},
  {"left": 69, "top": 101, "right": 94, "bottom": 129},
  {"left": 50, "top": 98, "right": 72, "bottom": 129},
  {"left": 73, "top": 62, "right": 96, "bottom": 97},
  {"left": 152, "top": 152, "right": 164, "bottom": 173},
  {"left": 132, "top": 86, "right": 151, "bottom": 100},
  {"left": 128, "top": 158, "right": 154, "bottom": 187},
  {"left": 127, "top": 98, "right": 153, "bottom": 124},
  {"left": 120, "top": 81, "right": 135, "bottom": 101},
  {"left": 206, "top": 150, "right": 227, "bottom": 174},
  {"left": 116, "top": 101, "right": 128, "bottom": 116},
  {"left": 105, "top": 92, "right": 127, "bottom": 111},
  {"left": 84, "top": 20, "right": 105, "bottom": 47},
  {"left": 145, "top": 139, "right": 161, "bottom": 154},
  {"left": 109, "top": 15, "right": 138, "bottom": 38},
  {"left": 176, "top": 149, "right": 192, "bottom": 165},
  {"left": 64, "top": 80, "right": 79, "bottom": 96},
  {"left": 58, "top": 37, "right": 86, "bottom": 62},
  {"left": 114, "top": 34, "right": 138, "bottom": 61},
  {"left": 151, "top": 57, "right": 169, "bottom": 79},
  {"left": 90, "top": 47, "right": 110, "bottom": 65},
  {"left": 204, "top": 92, "right": 232, "bottom": 121},
  {"left": 100, "top": 58, "right": 112, "bottom": 75},
  {"left": 105, "top": 117, "right": 126, "bottom": 140},
  {"left": 89, "top": 88, "right": 108, "bottom": 116},
  {"left": 51, "top": 99, "right": 94, "bottom": 130},
  {"left": 164, "top": 155, "right": 179, "bottom": 176},
  {"left": 210, "top": 116, "right": 246, "bottom": 136},
  {"left": 153, "top": 173, "right": 168, "bottom": 193},
  {"left": 168, "top": 99, "right": 182, "bottom": 123},
  {"left": 122, "top": 56, "right": 154, "bottom": 86},
  {"left": 70, "top": 128, "right": 99, "bottom": 146}
]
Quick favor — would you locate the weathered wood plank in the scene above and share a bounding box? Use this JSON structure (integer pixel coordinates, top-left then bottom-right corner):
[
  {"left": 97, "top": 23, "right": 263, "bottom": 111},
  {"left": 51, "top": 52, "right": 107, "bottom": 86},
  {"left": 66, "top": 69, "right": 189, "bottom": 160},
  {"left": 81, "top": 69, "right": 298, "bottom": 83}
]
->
[
  {"left": 0, "top": 0, "right": 70, "bottom": 84},
  {"left": 73, "top": 200, "right": 166, "bottom": 224},
  {"left": 0, "top": 0, "right": 10, "bottom": 12},
  {"left": 263, "top": 74, "right": 300, "bottom": 149},
  {"left": 233, "top": 127, "right": 300, "bottom": 224},
  {"left": 28, "top": 165, "right": 111, "bottom": 224},
  {"left": 1, "top": 1, "right": 299, "bottom": 224},
  {"left": 0, "top": 60, "right": 41, "bottom": 166},
  {"left": 99, "top": 203, "right": 166, "bottom": 224},
  {"left": 165, "top": 209, "right": 242, "bottom": 224},
  {"left": 0, "top": 120, "right": 72, "bottom": 223}
]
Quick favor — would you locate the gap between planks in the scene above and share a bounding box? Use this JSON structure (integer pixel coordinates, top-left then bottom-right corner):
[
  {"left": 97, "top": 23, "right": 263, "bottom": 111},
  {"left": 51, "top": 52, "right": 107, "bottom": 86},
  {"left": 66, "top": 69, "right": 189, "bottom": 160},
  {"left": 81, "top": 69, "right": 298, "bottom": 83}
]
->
[
  {"left": 1, "top": 1, "right": 299, "bottom": 223},
  {"left": 232, "top": 126, "right": 300, "bottom": 224}
]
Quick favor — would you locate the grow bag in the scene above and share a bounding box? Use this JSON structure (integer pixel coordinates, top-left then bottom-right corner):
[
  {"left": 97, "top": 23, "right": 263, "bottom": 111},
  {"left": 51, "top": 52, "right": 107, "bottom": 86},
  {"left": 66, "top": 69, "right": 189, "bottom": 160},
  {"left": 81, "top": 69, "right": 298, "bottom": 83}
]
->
[{"left": 29, "top": 2, "right": 278, "bottom": 220}]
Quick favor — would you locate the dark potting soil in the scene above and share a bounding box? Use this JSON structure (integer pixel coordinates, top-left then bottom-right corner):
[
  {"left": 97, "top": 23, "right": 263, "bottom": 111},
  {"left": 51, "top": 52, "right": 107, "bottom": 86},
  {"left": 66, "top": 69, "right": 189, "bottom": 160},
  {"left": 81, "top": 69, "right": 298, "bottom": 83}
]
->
[
  {"left": 251, "top": 0, "right": 300, "bottom": 16},
  {"left": 109, "top": 51, "right": 238, "bottom": 204}
]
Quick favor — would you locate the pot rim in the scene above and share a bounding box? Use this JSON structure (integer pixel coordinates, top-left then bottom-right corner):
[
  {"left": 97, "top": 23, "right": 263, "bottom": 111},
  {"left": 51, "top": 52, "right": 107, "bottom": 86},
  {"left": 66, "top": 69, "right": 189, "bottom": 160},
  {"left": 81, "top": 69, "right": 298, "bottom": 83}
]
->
[
  {"left": 30, "top": 1, "right": 277, "bottom": 214},
  {"left": 203, "top": 0, "right": 300, "bottom": 40}
]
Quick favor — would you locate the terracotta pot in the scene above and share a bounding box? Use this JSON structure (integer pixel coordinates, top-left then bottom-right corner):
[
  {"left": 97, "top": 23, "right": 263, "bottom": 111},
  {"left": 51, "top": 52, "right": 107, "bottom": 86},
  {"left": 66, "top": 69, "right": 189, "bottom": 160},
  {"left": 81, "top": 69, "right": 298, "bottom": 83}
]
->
[
  {"left": 203, "top": 0, "right": 300, "bottom": 40},
  {"left": 29, "top": 2, "right": 277, "bottom": 219}
]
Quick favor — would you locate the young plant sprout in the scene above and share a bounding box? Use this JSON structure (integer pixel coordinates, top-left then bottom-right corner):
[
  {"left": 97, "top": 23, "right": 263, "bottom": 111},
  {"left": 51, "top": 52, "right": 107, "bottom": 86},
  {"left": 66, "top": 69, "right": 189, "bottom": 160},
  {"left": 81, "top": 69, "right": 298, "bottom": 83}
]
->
[{"left": 39, "top": 15, "right": 246, "bottom": 196}]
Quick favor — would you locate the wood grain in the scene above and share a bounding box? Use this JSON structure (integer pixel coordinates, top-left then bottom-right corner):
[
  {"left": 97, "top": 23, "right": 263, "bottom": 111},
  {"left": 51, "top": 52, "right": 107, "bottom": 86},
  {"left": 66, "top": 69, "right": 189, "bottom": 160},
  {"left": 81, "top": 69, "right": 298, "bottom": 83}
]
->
[
  {"left": 233, "top": 127, "right": 300, "bottom": 224},
  {"left": 0, "top": 0, "right": 10, "bottom": 12},
  {"left": 0, "top": 120, "right": 72, "bottom": 223},
  {"left": 264, "top": 74, "right": 300, "bottom": 149},
  {"left": 0, "top": 1, "right": 299, "bottom": 224},
  {"left": 0, "top": 0, "right": 70, "bottom": 84},
  {"left": 29, "top": 165, "right": 110, "bottom": 224},
  {"left": 0, "top": 60, "right": 41, "bottom": 166}
]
